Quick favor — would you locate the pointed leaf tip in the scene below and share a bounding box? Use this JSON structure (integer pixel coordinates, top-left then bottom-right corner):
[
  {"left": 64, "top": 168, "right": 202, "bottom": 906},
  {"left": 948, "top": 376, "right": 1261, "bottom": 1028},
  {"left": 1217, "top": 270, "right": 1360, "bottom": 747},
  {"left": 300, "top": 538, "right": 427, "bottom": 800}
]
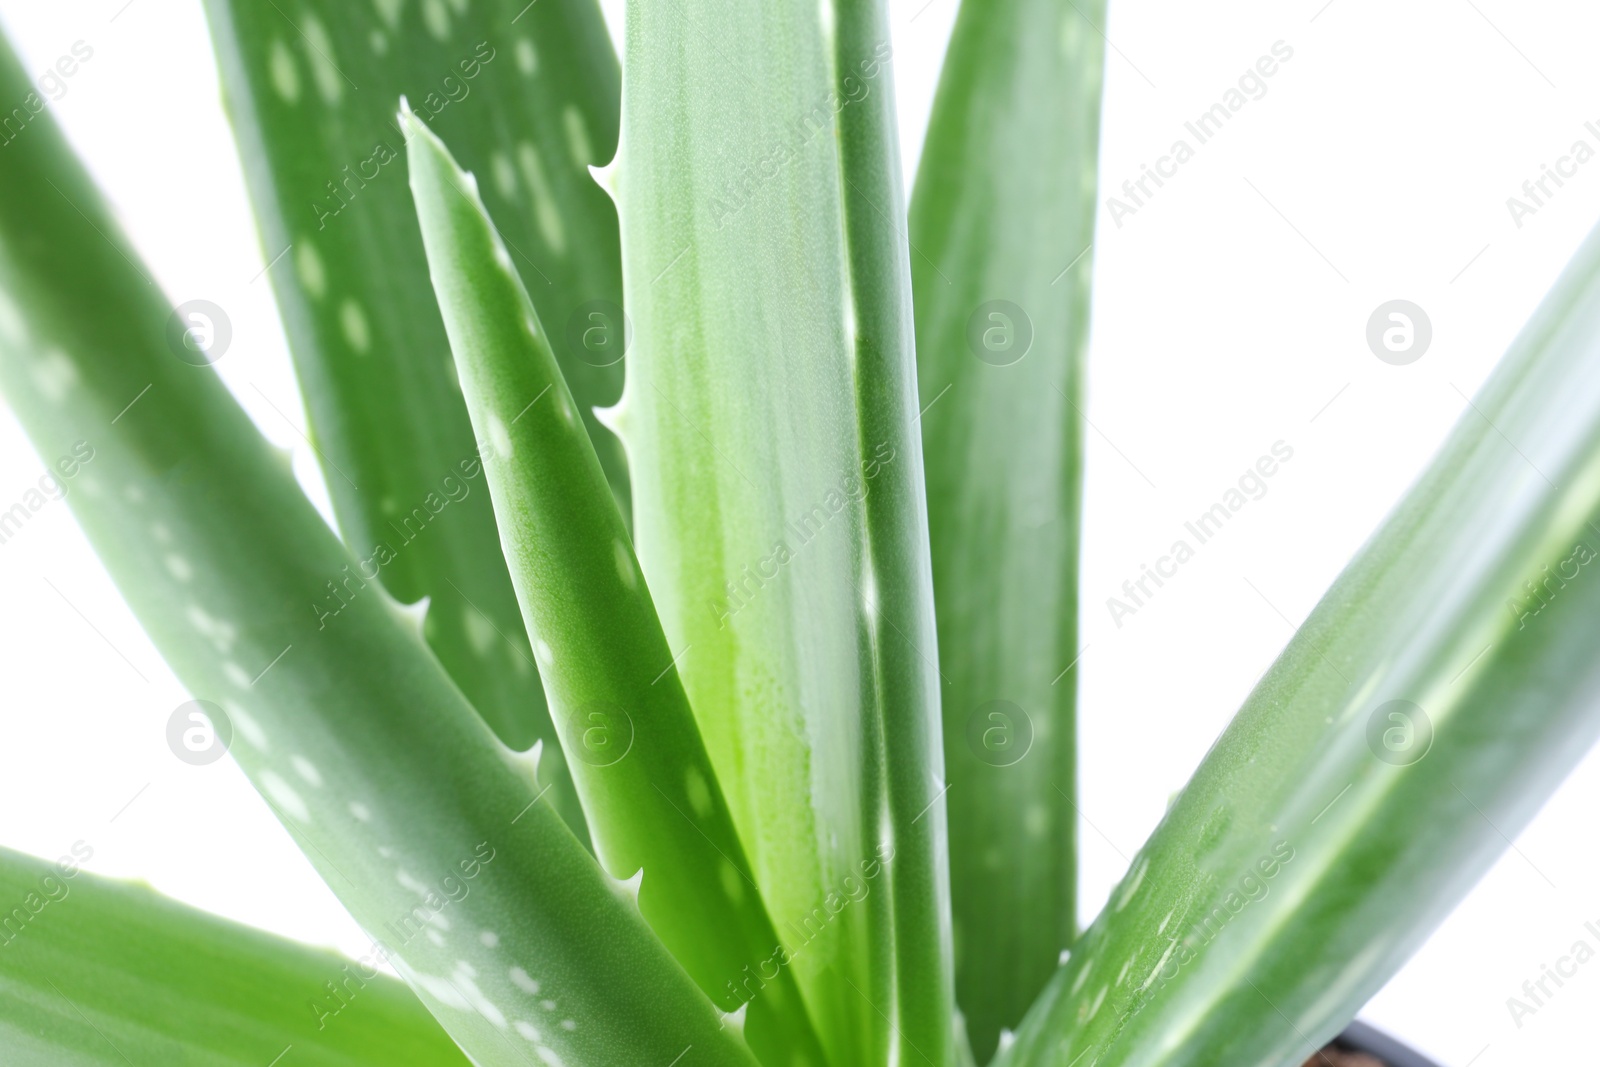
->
[
  {"left": 592, "top": 396, "right": 629, "bottom": 439},
  {"left": 615, "top": 867, "right": 644, "bottom": 905},
  {"left": 589, "top": 159, "right": 619, "bottom": 200},
  {"left": 390, "top": 594, "right": 430, "bottom": 640},
  {"left": 720, "top": 1001, "right": 749, "bottom": 1038}
]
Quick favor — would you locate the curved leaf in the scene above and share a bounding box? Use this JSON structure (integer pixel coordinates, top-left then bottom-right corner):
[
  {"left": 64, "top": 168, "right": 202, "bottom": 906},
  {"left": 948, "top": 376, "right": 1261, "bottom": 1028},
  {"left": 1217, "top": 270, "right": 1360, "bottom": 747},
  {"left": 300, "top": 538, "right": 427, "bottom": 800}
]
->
[
  {"left": 998, "top": 218, "right": 1600, "bottom": 1067},
  {"left": 0, "top": 847, "right": 467, "bottom": 1066},
  {"left": 405, "top": 108, "right": 828, "bottom": 1067},
  {"left": 202, "top": 0, "right": 632, "bottom": 837},
  {"left": 0, "top": 33, "right": 755, "bottom": 1067}
]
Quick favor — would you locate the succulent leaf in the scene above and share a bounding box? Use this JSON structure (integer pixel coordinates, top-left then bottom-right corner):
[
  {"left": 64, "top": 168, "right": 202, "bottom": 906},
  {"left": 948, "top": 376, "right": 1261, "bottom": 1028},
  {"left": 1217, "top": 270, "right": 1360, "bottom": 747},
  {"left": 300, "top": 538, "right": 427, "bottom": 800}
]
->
[
  {"left": 405, "top": 107, "right": 830, "bottom": 1067},
  {"left": 614, "top": 0, "right": 952, "bottom": 1062},
  {"left": 0, "top": 37, "right": 755, "bottom": 1067},
  {"left": 908, "top": 0, "right": 1107, "bottom": 1057},
  {"left": 996, "top": 217, "right": 1600, "bottom": 1067},
  {"left": 0, "top": 846, "right": 469, "bottom": 1066},
  {"left": 201, "top": 0, "right": 633, "bottom": 839}
]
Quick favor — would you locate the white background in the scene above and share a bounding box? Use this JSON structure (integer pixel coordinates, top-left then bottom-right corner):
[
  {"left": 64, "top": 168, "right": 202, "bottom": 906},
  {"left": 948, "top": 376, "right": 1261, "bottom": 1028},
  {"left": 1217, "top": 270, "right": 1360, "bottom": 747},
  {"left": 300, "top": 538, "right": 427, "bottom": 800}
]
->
[{"left": 0, "top": 1, "right": 1596, "bottom": 1064}]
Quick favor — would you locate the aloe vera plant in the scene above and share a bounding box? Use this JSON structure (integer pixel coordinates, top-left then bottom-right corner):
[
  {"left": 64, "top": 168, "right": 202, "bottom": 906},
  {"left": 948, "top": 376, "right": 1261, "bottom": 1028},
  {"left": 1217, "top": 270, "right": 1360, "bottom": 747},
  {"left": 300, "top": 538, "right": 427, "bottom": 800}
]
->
[{"left": 3, "top": 2, "right": 1600, "bottom": 1066}]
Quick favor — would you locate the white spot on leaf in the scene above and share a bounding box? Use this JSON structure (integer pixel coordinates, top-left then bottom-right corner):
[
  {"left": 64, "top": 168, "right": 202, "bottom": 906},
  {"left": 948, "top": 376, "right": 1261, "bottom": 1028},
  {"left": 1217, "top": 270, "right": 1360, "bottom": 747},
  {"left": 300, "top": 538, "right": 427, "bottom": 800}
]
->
[
  {"left": 188, "top": 607, "right": 236, "bottom": 652},
  {"left": 462, "top": 607, "right": 497, "bottom": 656},
  {"left": 372, "top": 0, "right": 404, "bottom": 29},
  {"left": 340, "top": 299, "right": 371, "bottom": 353},
  {"left": 0, "top": 288, "right": 26, "bottom": 345},
  {"left": 718, "top": 859, "right": 744, "bottom": 903},
  {"left": 290, "top": 755, "right": 323, "bottom": 787},
  {"left": 295, "top": 243, "right": 327, "bottom": 300},
  {"left": 515, "top": 142, "right": 567, "bottom": 253},
  {"left": 260, "top": 770, "right": 310, "bottom": 821},
  {"left": 491, "top": 152, "right": 518, "bottom": 198},
  {"left": 268, "top": 39, "right": 300, "bottom": 103},
  {"left": 32, "top": 350, "right": 78, "bottom": 402},
  {"left": 685, "top": 767, "right": 712, "bottom": 817},
  {"left": 225, "top": 703, "right": 268, "bottom": 750},
  {"left": 614, "top": 539, "right": 636, "bottom": 589},
  {"left": 561, "top": 105, "right": 593, "bottom": 166},
  {"left": 301, "top": 16, "right": 343, "bottom": 104},
  {"left": 1114, "top": 855, "right": 1149, "bottom": 912},
  {"left": 487, "top": 412, "right": 513, "bottom": 459},
  {"left": 422, "top": 0, "right": 450, "bottom": 39}
]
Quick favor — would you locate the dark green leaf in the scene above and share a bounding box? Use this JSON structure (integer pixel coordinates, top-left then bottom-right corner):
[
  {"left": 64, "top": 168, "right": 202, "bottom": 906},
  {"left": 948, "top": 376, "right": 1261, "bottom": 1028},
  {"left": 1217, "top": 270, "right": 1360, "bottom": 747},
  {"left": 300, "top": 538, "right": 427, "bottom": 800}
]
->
[{"left": 203, "top": 0, "right": 632, "bottom": 838}]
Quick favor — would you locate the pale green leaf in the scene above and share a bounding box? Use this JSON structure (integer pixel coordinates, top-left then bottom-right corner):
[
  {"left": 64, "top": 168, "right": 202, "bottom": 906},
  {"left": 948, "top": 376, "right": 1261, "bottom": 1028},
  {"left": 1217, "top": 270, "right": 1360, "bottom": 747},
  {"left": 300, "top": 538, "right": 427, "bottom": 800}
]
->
[
  {"left": 997, "top": 219, "right": 1600, "bottom": 1067},
  {"left": 615, "top": 0, "right": 952, "bottom": 1063},
  {"left": 405, "top": 107, "right": 828, "bottom": 1067},
  {"left": 202, "top": 0, "right": 632, "bottom": 838},
  {"left": 0, "top": 33, "right": 756, "bottom": 1067},
  {"left": 0, "top": 847, "right": 467, "bottom": 1066}
]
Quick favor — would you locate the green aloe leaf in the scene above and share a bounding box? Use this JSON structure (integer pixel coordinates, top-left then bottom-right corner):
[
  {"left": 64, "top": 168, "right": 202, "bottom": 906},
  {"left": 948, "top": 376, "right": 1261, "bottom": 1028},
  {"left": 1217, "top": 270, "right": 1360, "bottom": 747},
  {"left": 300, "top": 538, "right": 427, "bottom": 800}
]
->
[
  {"left": 614, "top": 1, "right": 951, "bottom": 1063},
  {"left": 835, "top": 1, "right": 958, "bottom": 1061},
  {"left": 0, "top": 847, "right": 467, "bottom": 1066},
  {"left": 202, "top": 0, "right": 632, "bottom": 837},
  {"left": 996, "top": 220, "right": 1600, "bottom": 1066},
  {"left": 0, "top": 33, "right": 754, "bottom": 1067},
  {"left": 405, "top": 108, "right": 828, "bottom": 1067},
  {"left": 908, "top": 0, "right": 1106, "bottom": 1057}
]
